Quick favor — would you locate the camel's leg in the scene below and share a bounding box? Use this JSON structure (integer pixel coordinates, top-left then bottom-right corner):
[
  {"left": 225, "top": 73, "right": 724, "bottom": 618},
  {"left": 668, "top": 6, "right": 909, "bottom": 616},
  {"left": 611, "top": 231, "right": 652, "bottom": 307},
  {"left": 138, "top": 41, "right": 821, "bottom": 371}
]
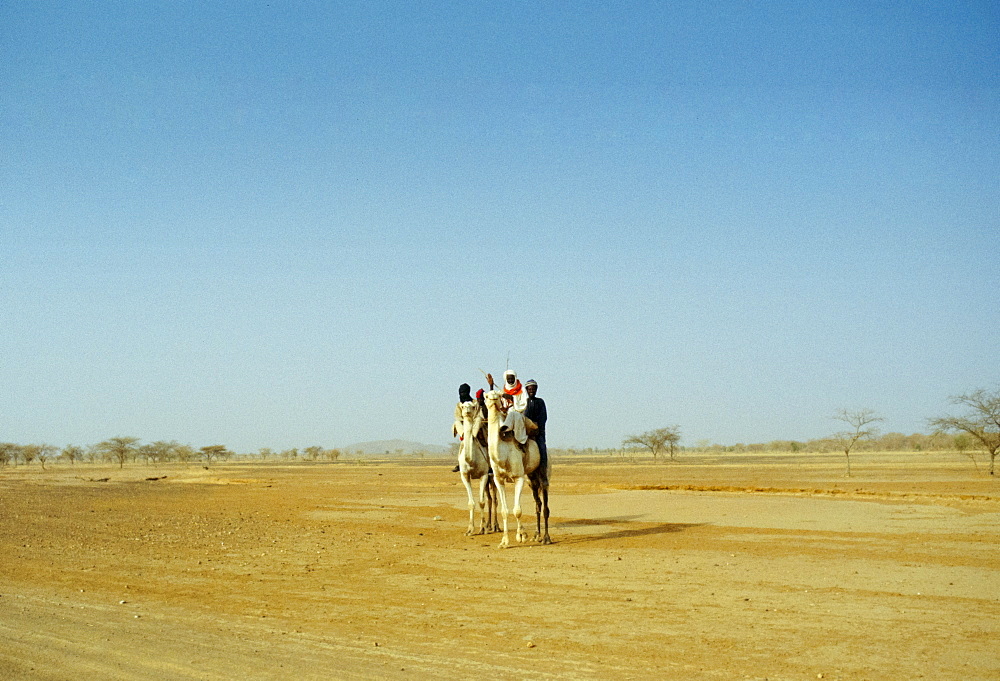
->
[
  {"left": 484, "top": 473, "right": 497, "bottom": 532},
  {"left": 460, "top": 471, "right": 477, "bottom": 535},
  {"left": 484, "top": 474, "right": 499, "bottom": 533},
  {"left": 487, "top": 473, "right": 501, "bottom": 532},
  {"left": 512, "top": 476, "right": 527, "bottom": 543},
  {"left": 540, "top": 479, "right": 551, "bottom": 544},
  {"left": 529, "top": 470, "right": 551, "bottom": 544},
  {"left": 493, "top": 477, "right": 511, "bottom": 548},
  {"left": 530, "top": 477, "right": 543, "bottom": 543},
  {"left": 475, "top": 475, "right": 490, "bottom": 534}
]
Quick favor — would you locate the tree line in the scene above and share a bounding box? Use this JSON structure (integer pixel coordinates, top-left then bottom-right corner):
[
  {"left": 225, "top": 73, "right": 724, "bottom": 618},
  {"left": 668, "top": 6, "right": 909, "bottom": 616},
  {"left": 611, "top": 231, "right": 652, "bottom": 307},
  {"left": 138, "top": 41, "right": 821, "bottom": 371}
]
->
[
  {"left": 620, "top": 387, "right": 1000, "bottom": 476},
  {"left": 0, "top": 437, "right": 343, "bottom": 469},
  {"left": 4, "top": 388, "right": 997, "bottom": 475}
]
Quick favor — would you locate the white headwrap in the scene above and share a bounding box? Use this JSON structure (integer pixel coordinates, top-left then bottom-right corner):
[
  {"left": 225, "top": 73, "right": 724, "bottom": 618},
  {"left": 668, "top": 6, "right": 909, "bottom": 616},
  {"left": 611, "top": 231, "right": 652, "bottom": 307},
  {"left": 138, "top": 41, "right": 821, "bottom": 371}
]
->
[{"left": 503, "top": 370, "right": 527, "bottom": 412}]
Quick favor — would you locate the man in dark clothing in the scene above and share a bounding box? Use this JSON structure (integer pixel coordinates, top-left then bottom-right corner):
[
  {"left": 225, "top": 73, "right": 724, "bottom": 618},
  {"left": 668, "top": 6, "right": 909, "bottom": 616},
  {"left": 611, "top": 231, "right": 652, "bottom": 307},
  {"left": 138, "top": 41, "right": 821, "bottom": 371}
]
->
[
  {"left": 452, "top": 383, "right": 473, "bottom": 472},
  {"left": 524, "top": 379, "right": 547, "bottom": 475},
  {"left": 475, "top": 388, "right": 488, "bottom": 419}
]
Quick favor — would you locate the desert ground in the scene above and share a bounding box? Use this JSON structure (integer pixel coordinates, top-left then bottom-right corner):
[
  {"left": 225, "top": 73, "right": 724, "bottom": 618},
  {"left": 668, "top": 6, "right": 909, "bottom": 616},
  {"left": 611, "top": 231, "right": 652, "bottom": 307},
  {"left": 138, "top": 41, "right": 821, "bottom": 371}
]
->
[{"left": 1, "top": 452, "right": 997, "bottom": 680}]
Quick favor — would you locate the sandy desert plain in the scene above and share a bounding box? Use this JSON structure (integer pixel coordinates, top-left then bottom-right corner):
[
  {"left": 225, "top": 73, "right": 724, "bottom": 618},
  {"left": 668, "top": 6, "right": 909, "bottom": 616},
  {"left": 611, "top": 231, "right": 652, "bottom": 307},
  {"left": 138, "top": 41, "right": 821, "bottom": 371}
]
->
[{"left": 1, "top": 451, "right": 998, "bottom": 681}]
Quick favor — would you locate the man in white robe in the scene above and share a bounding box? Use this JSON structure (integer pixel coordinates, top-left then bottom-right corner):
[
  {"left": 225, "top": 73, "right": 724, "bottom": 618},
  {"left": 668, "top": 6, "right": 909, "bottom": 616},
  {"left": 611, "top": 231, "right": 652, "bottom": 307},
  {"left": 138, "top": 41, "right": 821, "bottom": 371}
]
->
[
  {"left": 502, "top": 370, "right": 529, "bottom": 413},
  {"left": 499, "top": 393, "right": 529, "bottom": 446}
]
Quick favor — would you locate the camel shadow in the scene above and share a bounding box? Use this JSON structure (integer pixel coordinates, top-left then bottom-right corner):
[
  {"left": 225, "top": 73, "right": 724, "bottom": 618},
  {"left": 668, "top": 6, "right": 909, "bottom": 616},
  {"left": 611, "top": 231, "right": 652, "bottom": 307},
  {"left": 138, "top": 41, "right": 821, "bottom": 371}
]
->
[{"left": 553, "top": 516, "right": 707, "bottom": 544}]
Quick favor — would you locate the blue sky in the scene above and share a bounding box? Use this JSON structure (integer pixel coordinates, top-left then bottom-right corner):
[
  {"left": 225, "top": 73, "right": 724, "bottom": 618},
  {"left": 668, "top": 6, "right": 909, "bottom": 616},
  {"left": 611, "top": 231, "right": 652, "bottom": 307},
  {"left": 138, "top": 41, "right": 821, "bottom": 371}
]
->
[{"left": 2, "top": 2, "right": 998, "bottom": 452}]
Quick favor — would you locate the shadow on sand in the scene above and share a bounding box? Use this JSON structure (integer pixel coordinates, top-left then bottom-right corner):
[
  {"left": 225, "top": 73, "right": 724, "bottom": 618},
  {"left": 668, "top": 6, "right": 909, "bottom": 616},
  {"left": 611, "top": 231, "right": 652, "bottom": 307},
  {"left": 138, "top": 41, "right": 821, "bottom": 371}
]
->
[{"left": 550, "top": 516, "right": 708, "bottom": 545}]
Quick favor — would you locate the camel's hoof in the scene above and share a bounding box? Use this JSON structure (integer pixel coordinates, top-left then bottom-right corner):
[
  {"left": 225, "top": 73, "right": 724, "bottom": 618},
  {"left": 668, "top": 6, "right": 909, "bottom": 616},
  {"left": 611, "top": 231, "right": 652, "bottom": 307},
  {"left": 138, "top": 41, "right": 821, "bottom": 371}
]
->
[{"left": 541, "top": 536, "right": 553, "bottom": 545}]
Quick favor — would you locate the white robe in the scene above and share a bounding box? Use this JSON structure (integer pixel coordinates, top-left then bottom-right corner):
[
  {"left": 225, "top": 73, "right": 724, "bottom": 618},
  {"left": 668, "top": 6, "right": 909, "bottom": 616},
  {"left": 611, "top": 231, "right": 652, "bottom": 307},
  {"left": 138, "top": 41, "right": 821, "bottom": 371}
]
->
[
  {"left": 509, "top": 389, "right": 528, "bottom": 413},
  {"left": 502, "top": 408, "right": 528, "bottom": 445}
]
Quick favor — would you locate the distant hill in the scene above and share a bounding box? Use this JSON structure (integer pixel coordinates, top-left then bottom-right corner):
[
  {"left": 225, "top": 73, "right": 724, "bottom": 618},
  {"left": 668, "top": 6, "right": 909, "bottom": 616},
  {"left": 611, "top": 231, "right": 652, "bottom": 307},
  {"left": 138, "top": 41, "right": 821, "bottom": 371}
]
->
[{"left": 341, "top": 439, "right": 451, "bottom": 457}]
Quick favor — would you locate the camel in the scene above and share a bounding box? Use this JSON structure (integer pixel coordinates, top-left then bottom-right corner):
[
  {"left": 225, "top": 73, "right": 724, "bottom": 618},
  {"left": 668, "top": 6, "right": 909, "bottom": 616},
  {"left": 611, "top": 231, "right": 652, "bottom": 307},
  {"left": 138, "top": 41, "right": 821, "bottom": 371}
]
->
[
  {"left": 483, "top": 390, "right": 551, "bottom": 547},
  {"left": 457, "top": 401, "right": 499, "bottom": 535}
]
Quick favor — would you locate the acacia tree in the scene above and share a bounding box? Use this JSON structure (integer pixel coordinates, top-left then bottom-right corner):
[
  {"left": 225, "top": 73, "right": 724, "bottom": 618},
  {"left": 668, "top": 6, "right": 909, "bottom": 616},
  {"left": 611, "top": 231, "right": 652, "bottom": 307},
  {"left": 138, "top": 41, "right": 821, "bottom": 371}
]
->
[
  {"left": 97, "top": 437, "right": 141, "bottom": 469},
  {"left": 139, "top": 443, "right": 158, "bottom": 465},
  {"left": 20, "top": 444, "right": 38, "bottom": 466},
  {"left": 200, "top": 445, "right": 231, "bottom": 465},
  {"left": 623, "top": 426, "right": 682, "bottom": 461},
  {"left": 0, "top": 442, "right": 19, "bottom": 467},
  {"left": 929, "top": 388, "right": 1000, "bottom": 476},
  {"left": 831, "top": 408, "right": 884, "bottom": 477},
  {"left": 60, "top": 444, "right": 83, "bottom": 465},
  {"left": 142, "top": 440, "right": 179, "bottom": 465},
  {"left": 31, "top": 444, "right": 57, "bottom": 469},
  {"left": 174, "top": 444, "right": 196, "bottom": 463}
]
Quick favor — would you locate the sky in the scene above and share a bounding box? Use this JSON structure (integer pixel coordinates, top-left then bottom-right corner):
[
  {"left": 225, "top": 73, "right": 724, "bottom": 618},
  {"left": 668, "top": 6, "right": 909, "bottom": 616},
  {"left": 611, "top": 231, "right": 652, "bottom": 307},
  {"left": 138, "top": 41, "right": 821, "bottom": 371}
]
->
[{"left": 2, "top": 1, "right": 998, "bottom": 452}]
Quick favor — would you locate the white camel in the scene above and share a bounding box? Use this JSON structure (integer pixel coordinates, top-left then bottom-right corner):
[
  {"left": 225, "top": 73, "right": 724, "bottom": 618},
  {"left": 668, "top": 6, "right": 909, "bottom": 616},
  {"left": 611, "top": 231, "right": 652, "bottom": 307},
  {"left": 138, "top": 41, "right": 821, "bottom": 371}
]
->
[
  {"left": 457, "top": 401, "right": 499, "bottom": 535},
  {"left": 483, "top": 390, "right": 551, "bottom": 547}
]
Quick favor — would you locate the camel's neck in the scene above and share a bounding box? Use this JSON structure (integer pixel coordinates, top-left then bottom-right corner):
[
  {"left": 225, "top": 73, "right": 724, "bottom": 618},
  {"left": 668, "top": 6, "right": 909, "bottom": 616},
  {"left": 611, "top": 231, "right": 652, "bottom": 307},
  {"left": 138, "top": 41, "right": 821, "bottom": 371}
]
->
[
  {"left": 461, "top": 415, "right": 477, "bottom": 458},
  {"left": 486, "top": 403, "right": 502, "bottom": 452}
]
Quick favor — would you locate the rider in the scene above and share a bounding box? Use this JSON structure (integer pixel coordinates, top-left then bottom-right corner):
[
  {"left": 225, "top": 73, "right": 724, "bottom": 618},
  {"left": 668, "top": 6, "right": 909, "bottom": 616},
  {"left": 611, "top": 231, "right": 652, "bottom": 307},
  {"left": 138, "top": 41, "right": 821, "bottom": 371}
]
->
[
  {"left": 524, "top": 379, "right": 548, "bottom": 477},
  {"left": 453, "top": 383, "right": 473, "bottom": 438},
  {"left": 451, "top": 383, "right": 474, "bottom": 472},
  {"left": 503, "top": 370, "right": 528, "bottom": 413},
  {"left": 498, "top": 392, "right": 530, "bottom": 449}
]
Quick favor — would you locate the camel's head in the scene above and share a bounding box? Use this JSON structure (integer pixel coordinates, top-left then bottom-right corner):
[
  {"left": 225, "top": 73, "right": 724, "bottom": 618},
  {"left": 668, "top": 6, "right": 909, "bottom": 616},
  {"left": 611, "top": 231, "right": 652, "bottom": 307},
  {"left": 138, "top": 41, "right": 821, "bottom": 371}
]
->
[
  {"left": 483, "top": 390, "right": 502, "bottom": 411},
  {"left": 460, "top": 400, "right": 479, "bottom": 420}
]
